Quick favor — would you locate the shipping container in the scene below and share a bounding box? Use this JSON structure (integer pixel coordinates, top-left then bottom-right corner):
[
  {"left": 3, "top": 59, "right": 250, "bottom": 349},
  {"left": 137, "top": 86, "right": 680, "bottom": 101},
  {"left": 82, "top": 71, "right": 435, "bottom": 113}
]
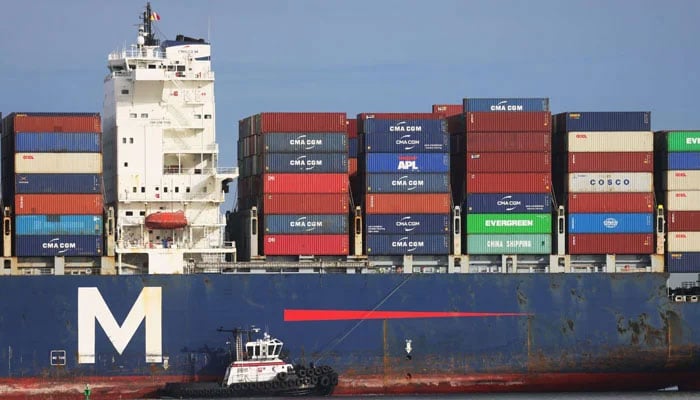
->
[
  {"left": 467, "top": 173, "right": 551, "bottom": 194},
  {"left": 6, "top": 112, "right": 101, "bottom": 133},
  {"left": 349, "top": 158, "right": 357, "bottom": 177},
  {"left": 262, "top": 173, "right": 348, "bottom": 193},
  {"left": 668, "top": 232, "right": 700, "bottom": 252},
  {"left": 366, "top": 173, "right": 450, "bottom": 193},
  {"left": 663, "top": 171, "right": 700, "bottom": 190},
  {"left": 15, "top": 215, "right": 103, "bottom": 235},
  {"left": 347, "top": 119, "right": 358, "bottom": 139},
  {"left": 364, "top": 126, "right": 449, "bottom": 153},
  {"left": 262, "top": 193, "right": 348, "bottom": 214},
  {"left": 567, "top": 172, "right": 653, "bottom": 193},
  {"left": 568, "top": 233, "right": 654, "bottom": 255},
  {"left": 666, "top": 252, "right": 700, "bottom": 273},
  {"left": 14, "top": 133, "right": 101, "bottom": 153},
  {"left": 263, "top": 153, "right": 348, "bottom": 173},
  {"left": 664, "top": 131, "right": 700, "bottom": 152},
  {"left": 466, "top": 234, "right": 551, "bottom": 254},
  {"left": 465, "top": 112, "right": 550, "bottom": 132},
  {"left": 14, "top": 173, "right": 102, "bottom": 194},
  {"left": 15, "top": 153, "right": 102, "bottom": 174},
  {"left": 565, "top": 131, "right": 653, "bottom": 152},
  {"left": 365, "top": 193, "right": 451, "bottom": 214},
  {"left": 365, "top": 214, "right": 450, "bottom": 234},
  {"left": 362, "top": 118, "right": 446, "bottom": 135},
  {"left": 463, "top": 98, "right": 550, "bottom": 112},
  {"left": 366, "top": 234, "right": 450, "bottom": 255},
  {"left": 349, "top": 138, "right": 358, "bottom": 158},
  {"left": 567, "top": 193, "right": 654, "bottom": 213},
  {"left": 261, "top": 133, "right": 347, "bottom": 153},
  {"left": 358, "top": 113, "right": 443, "bottom": 121},
  {"left": 14, "top": 234, "right": 103, "bottom": 257},
  {"left": 432, "top": 104, "right": 462, "bottom": 116},
  {"left": 466, "top": 131, "right": 551, "bottom": 152},
  {"left": 15, "top": 194, "right": 103, "bottom": 215},
  {"left": 263, "top": 234, "right": 348, "bottom": 255},
  {"left": 466, "top": 213, "right": 552, "bottom": 234},
  {"left": 667, "top": 152, "right": 700, "bottom": 170},
  {"left": 667, "top": 191, "right": 700, "bottom": 211},
  {"left": 567, "top": 152, "right": 654, "bottom": 172},
  {"left": 465, "top": 193, "right": 552, "bottom": 213},
  {"left": 554, "top": 112, "right": 651, "bottom": 132},
  {"left": 365, "top": 153, "right": 449, "bottom": 173},
  {"left": 568, "top": 213, "right": 653, "bottom": 234},
  {"left": 253, "top": 112, "right": 346, "bottom": 133},
  {"left": 668, "top": 211, "right": 700, "bottom": 231},
  {"left": 263, "top": 214, "right": 348, "bottom": 234},
  {"left": 467, "top": 152, "right": 551, "bottom": 173}
]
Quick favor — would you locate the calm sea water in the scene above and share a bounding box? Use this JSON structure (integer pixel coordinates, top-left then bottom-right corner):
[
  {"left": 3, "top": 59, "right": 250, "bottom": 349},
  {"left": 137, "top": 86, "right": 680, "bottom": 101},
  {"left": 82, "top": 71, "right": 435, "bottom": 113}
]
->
[{"left": 174, "top": 392, "right": 700, "bottom": 400}]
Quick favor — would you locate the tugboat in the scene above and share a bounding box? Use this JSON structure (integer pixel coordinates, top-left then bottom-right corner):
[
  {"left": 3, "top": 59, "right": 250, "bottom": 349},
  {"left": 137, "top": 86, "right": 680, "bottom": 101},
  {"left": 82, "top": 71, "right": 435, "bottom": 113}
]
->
[{"left": 160, "top": 326, "right": 338, "bottom": 398}]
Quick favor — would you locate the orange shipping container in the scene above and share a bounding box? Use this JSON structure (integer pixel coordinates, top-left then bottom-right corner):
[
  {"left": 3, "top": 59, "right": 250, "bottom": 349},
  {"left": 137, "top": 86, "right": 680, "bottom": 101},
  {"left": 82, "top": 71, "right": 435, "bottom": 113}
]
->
[
  {"left": 15, "top": 194, "right": 103, "bottom": 215},
  {"left": 365, "top": 193, "right": 451, "bottom": 214}
]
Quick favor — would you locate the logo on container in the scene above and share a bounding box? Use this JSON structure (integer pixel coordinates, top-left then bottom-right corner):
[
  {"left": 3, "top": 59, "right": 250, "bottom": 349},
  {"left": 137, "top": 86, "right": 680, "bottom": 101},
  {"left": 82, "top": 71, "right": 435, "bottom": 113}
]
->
[
  {"left": 575, "top": 134, "right": 588, "bottom": 138},
  {"left": 290, "top": 155, "right": 322, "bottom": 171},
  {"left": 396, "top": 134, "right": 420, "bottom": 150},
  {"left": 396, "top": 216, "right": 420, "bottom": 232},
  {"left": 490, "top": 100, "right": 524, "bottom": 111},
  {"left": 391, "top": 236, "right": 423, "bottom": 252},
  {"left": 686, "top": 137, "right": 700, "bottom": 145},
  {"left": 603, "top": 218, "right": 619, "bottom": 229},
  {"left": 289, "top": 134, "right": 322, "bottom": 150},
  {"left": 391, "top": 175, "right": 423, "bottom": 191},
  {"left": 588, "top": 178, "right": 631, "bottom": 187},
  {"left": 676, "top": 193, "right": 687, "bottom": 197},
  {"left": 497, "top": 195, "right": 522, "bottom": 212},
  {"left": 290, "top": 216, "right": 322, "bottom": 232},
  {"left": 42, "top": 238, "right": 78, "bottom": 253},
  {"left": 675, "top": 172, "right": 687, "bottom": 177},
  {"left": 390, "top": 121, "right": 422, "bottom": 132},
  {"left": 397, "top": 155, "right": 418, "bottom": 171}
]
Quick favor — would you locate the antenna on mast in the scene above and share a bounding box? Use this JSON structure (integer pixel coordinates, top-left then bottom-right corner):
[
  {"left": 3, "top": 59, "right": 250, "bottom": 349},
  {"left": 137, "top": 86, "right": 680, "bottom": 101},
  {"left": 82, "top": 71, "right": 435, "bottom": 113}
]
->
[{"left": 141, "top": 2, "right": 159, "bottom": 46}]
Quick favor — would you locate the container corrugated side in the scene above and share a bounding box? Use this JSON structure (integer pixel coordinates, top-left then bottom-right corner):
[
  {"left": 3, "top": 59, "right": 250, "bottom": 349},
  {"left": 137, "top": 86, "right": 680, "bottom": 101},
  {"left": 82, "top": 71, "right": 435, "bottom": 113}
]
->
[
  {"left": 346, "top": 119, "right": 358, "bottom": 139},
  {"left": 668, "top": 211, "right": 700, "bottom": 231},
  {"left": 366, "top": 173, "right": 449, "bottom": 193},
  {"left": 254, "top": 112, "right": 347, "bottom": 133},
  {"left": 358, "top": 112, "right": 443, "bottom": 121},
  {"left": 262, "top": 133, "right": 347, "bottom": 153},
  {"left": 349, "top": 138, "right": 358, "bottom": 158},
  {"left": 467, "top": 152, "right": 550, "bottom": 173},
  {"left": 568, "top": 152, "right": 654, "bottom": 172},
  {"left": 15, "top": 215, "right": 103, "bottom": 235},
  {"left": 365, "top": 193, "right": 451, "bottom": 214},
  {"left": 263, "top": 173, "right": 348, "bottom": 193},
  {"left": 263, "top": 234, "right": 348, "bottom": 255},
  {"left": 365, "top": 214, "right": 450, "bottom": 234},
  {"left": 666, "top": 252, "right": 700, "bottom": 273},
  {"left": 366, "top": 234, "right": 449, "bottom": 255},
  {"left": 664, "top": 171, "right": 700, "bottom": 190},
  {"left": 467, "top": 131, "right": 551, "bottom": 152},
  {"left": 465, "top": 193, "right": 552, "bottom": 213},
  {"left": 263, "top": 214, "right": 348, "bottom": 234},
  {"left": 362, "top": 119, "right": 446, "bottom": 135},
  {"left": 567, "top": 193, "right": 654, "bottom": 213},
  {"left": 15, "top": 194, "right": 103, "bottom": 215},
  {"left": 15, "top": 153, "right": 102, "bottom": 174},
  {"left": 349, "top": 158, "right": 358, "bottom": 177},
  {"left": 568, "top": 233, "right": 654, "bottom": 254},
  {"left": 14, "top": 173, "right": 102, "bottom": 194},
  {"left": 14, "top": 235, "right": 102, "bottom": 257},
  {"left": 554, "top": 112, "right": 651, "bottom": 132},
  {"left": 466, "top": 213, "right": 552, "bottom": 234},
  {"left": 665, "top": 131, "right": 700, "bottom": 152},
  {"left": 668, "top": 232, "right": 700, "bottom": 252},
  {"left": 467, "top": 173, "right": 551, "bottom": 194},
  {"left": 364, "top": 127, "right": 449, "bottom": 153},
  {"left": 567, "top": 173, "right": 653, "bottom": 193},
  {"left": 565, "top": 131, "right": 653, "bottom": 152},
  {"left": 15, "top": 133, "right": 101, "bottom": 153},
  {"left": 466, "top": 234, "right": 551, "bottom": 254},
  {"left": 463, "top": 98, "right": 550, "bottom": 112},
  {"left": 262, "top": 193, "right": 348, "bottom": 214},
  {"left": 465, "top": 112, "right": 551, "bottom": 132},
  {"left": 666, "top": 191, "right": 700, "bottom": 211},
  {"left": 9, "top": 113, "right": 101, "bottom": 133},
  {"left": 365, "top": 153, "right": 449, "bottom": 173},
  {"left": 263, "top": 153, "right": 348, "bottom": 173},
  {"left": 432, "top": 104, "right": 462, "bottom": 116},
  {"left": 568, "top": 213, "right": 654, "bottom": 234},
  {"left": 668, "top": 152, "right": 700, "bottom": 170}
]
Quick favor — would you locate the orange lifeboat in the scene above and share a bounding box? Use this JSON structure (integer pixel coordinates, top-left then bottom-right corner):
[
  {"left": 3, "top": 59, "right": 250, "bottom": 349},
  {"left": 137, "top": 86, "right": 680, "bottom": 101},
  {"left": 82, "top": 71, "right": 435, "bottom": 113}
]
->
[{"left": 145, "top": 211, "right": 188, "bottom": 229}]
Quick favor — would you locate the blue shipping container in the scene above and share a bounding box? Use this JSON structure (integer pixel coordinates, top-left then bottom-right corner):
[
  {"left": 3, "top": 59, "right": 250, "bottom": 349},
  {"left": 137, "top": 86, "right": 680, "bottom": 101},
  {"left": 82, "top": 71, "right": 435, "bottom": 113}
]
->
[
  {"left": 362, "top": 120, "right": 448, "bottom": 153},
  {"left": 15, "top": 174, "right": 102, "bottom": 194},
  {"left": 15, "top": 133, "right": 101, "bottom": 152},
  {"left": 262, "top": 133, "right": 347, "bottom": 153},
  {"left": 264, "top": 214, "right": 348, "bottom": 234},
  {"left": 667, "top": 252, "right": 700, "bottom": 273},
  {"left": 668, "top": 152, "right": 700, "bottom": 170},
  {"left": 463, "top": 98, "right": 549, "bottom": 112},
  {"left": 465, "top": 193, "right": 552, "bottom": 213},
  {"left": 263, "top": 153, "right": 348, "bottom": 173},
  {"left": 15, "top": 215, "right": 103, "bottom": 235},
  {"left": 568, "top": 213, "right": 653, "bottom": 234},
  {"left": 365, "top": 153, "right": 449, "bottom": 173},
  {"left": 361, "top": 119, "right": 446, "bottom": 135},
  {"left": 366, "top": 214, "right": 450, "bottom": 234},
  {"left": 14, "top": 235, "right": 103, "bottom": 257},
  {"left": 554, "top": 112, "right": 651, "bottom": 132},
  {"left": 366, "top": 234, "right": 450, "bottom": 255},
  {"left": 349, "top": 138, "right": 358, "bottom": 158},
  {"left": 366, "top": 173, "right": 450, "bottom": 193}
]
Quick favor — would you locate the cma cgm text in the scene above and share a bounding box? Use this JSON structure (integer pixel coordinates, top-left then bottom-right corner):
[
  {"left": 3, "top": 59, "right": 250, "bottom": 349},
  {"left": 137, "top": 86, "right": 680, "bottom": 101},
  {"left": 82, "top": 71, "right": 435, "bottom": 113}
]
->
[
  {"left": 392, "top": 240, "right": 424, "bottom": 247},
  {"left": 390, "top": 125, "right": 422, "bottom": 132},
  {"left": 289, "top": 139, "right": 322, "bottom": 145},
  {"left": 43, "top": 242, "right": 78, "bottom": 249},
  {"left": 491, "top": 105, "right": 524, "bottom": 111}
]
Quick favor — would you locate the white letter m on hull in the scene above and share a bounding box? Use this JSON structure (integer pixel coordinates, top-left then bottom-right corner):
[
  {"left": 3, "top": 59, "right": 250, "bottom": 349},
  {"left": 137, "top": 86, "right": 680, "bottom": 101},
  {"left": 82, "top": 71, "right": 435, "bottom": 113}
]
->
[{"left": 78, "top": 287, "right": 162, "bottom": 363}]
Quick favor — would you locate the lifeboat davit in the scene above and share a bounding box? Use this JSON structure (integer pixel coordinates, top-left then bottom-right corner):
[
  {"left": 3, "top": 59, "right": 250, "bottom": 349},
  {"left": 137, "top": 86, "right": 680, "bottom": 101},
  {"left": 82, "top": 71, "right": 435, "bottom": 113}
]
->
[{"left": 145, "top": 211, "right": 188, "bottom": 229}]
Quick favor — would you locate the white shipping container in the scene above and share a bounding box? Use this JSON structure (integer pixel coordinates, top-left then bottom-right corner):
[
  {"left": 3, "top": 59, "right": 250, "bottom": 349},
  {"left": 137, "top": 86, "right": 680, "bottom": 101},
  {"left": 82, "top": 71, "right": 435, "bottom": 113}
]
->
[
  {"left": 567, "top": 131, "right": 653, "bottom": 152},
  {"left": 668, "top": 232, "right": 700, "bottom": 252},
  {"left": 15, "top": 153, "right": 103, "bottom": 174},
  {"left": 665, "top": 171, "right": 700, "bottom": 190},
  {"left": 666, "top": 191, "right": 700, "bottom": 211},
  {"left": 568, "top": 172, "right": 653, "bottom": 193}
]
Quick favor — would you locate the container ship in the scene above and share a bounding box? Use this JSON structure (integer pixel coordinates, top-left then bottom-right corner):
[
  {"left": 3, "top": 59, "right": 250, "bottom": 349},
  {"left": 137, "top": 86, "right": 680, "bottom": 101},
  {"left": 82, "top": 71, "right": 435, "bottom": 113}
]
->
[{"left": 1, "top": 3, "right": 700, "bottom": 399}]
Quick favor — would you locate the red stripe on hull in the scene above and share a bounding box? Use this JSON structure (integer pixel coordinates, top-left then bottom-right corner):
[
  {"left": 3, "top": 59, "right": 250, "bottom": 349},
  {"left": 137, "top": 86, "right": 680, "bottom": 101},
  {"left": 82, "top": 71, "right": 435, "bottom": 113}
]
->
[{"left": 284, "top": 309, "right": 530, "bottom": 321}]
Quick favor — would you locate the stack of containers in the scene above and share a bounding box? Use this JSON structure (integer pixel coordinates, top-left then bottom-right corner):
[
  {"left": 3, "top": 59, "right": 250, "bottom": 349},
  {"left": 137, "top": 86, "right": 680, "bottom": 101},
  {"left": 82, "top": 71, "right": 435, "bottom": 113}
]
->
[
  {"left": 1, "top": 113, "right": 104, "bottom": 257},
  {"left": 657, "top": 130, "right": 700, "bottom": 272},
  {"left": 431, "top": 104, "right": 462, "bottom": 117},
  {"left": 347, "top": 119, "right": 358, "bottom": 177},
  {"left": 359, "top": 113, "right": 451, "bottom": 255},
  {"left": 554, "top": 112, "right": 654, "bottom": 255},
  {"left": 449, "top": 98, "right": 553, "bottom": 255},
  {"left": 237, "top": 112, "right": 349, "bottom": 256}
]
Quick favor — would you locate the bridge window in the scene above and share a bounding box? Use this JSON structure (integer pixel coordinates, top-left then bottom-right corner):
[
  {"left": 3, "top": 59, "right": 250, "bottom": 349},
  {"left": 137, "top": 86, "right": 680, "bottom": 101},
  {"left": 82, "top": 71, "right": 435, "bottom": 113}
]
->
[
  {"left": 140, "top": 211, "right": 146, "bottom": 216},
  {"left": 129, "top": 113, "right": 137, "bottom": 118},
  {"left": 121, "top": 89, "right": 129, "bottom": 95},
  {"left": 204, "top": 114, "right": 212, "bottom": 119},
  {"left": 125, "top": 211, "right": 133, "bottom": 216},
  {"left": 141, "top": 113, "right": 149, "bottom": 118}
]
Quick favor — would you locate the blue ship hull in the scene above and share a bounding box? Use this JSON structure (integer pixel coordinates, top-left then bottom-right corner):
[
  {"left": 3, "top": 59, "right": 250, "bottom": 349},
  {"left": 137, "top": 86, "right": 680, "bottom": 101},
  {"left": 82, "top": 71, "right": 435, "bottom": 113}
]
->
[{"left": 1, "top": 273, "right": 699, "bottom": 398}]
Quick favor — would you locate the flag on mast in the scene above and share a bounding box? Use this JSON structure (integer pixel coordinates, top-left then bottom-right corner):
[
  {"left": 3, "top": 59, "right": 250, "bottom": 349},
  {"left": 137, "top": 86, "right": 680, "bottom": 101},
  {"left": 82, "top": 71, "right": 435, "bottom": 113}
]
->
[{"left": 150, "top": 11, "right": 161, "bottom": 21}]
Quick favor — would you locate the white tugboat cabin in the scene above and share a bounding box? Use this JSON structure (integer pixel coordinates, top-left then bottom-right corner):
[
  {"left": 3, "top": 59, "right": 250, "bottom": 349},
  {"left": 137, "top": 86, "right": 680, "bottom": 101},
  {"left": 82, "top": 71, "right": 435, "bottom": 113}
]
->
[{"left": 221, "top": 327, "right": 294, "bottom": 386}]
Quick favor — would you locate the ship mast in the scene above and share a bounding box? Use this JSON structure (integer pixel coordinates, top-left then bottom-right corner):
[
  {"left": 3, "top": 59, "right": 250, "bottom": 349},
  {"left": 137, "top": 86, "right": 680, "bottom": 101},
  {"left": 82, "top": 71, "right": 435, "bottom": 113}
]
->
[{"left": 141, "top": 2, "right": 159, "bottom": 46}]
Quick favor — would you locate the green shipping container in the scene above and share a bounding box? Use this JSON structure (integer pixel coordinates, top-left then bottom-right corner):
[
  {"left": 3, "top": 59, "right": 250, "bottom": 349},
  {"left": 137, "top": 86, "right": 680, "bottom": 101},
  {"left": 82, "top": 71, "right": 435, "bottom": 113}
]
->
[
  {"left": 667, "top": 131, "right": 700, "bottom": 152},
  {"left": 466, "top": 213, "right": 552, "bottom": 234},
  {"left": 467, "top": 234, "right": 552, "bottom": 254}
]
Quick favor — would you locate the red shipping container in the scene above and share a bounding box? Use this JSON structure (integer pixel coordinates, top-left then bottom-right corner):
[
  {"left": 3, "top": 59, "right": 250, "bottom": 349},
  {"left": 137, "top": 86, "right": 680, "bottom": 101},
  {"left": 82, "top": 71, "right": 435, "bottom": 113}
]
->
[
  {"left": 467, "top": 152, "right": 551, "bottom": 172},
  {"left": 568, "top": 233, "right": 654, "bottom": 255},
  {"left": 346, "top": 119, "right": 358, "bottom": 139},
  {"left": 467, "top": 131, "right": 551, "bottom": 152},
  {"left": 668, "top": 211, "right": 700, "bottom": 231},
  {"left": 365, "top": 193, "right": 451, "bottom": 214},
  {"left": 466, "top": 173, "right": 551, "bottom": 193},
  {"left": 263, "top": 173, "right": 348, "bottom": 193},
  {"left": 567, "top": 193, "right": 654, "bottom": 213},
  {"left": 10, "top": 113, "right": 101, "bottom": 133},
  {"left": 466, "top": 112, "right": 551, "bottom": 132},
  {"left": 263, "top": 193, "right": 349, "bottom": 214},
  {"left": 349, "top": 158, "right": 358, "bottom": 176},
  {"left": 15, "top": 194, "right": 104, "bottom": 215},
  {"left": 432, "top": 104, "right": 462, "bottom": 116},
  {"left": 263, "top": 234, "right": 349, "bottom": 255},
  {"left": 358, "top": 112, "right": 444, "bottom": 121},
  {"left": 568, "top": 152, "right": 654, "bottom": 172},
  {"left": 253, "top": 112, "right": 347, "bottom": 133}
]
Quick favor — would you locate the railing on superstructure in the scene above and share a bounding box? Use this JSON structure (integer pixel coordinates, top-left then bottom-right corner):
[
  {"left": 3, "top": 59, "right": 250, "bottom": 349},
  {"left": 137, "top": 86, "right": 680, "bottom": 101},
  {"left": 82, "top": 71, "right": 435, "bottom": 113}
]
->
[{"left": 108, "top": 47, "right": 166, "bottom": 61}]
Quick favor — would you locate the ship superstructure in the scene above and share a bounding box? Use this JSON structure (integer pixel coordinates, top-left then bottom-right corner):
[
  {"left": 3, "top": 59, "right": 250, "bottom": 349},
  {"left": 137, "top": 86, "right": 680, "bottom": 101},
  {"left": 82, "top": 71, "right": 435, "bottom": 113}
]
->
[{"left": 102, "top": 3, "right": 237, "bottom": 273}]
